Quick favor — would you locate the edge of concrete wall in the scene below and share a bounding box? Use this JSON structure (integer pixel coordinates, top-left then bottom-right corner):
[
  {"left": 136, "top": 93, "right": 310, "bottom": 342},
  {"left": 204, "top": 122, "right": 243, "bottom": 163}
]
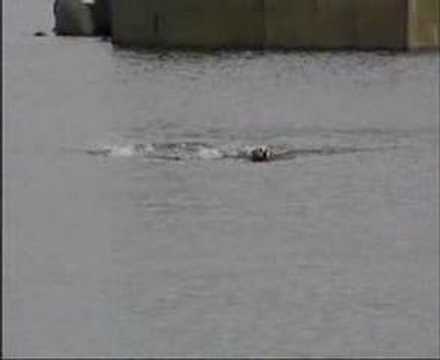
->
[
  {"left": 54, "top": 0, "right": 111, "bottom": 36},
  {"left": 408, "top": 0, "right": 440, "bottom": 49},
  {"left": 54, "top": 0, "right": 95, "bottom": 36}
]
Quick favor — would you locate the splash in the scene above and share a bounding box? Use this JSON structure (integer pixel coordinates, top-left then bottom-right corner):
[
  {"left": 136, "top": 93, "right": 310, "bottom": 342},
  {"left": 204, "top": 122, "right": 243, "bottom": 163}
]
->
[
  {"left": 197, "top": 147, "right": 224, "bottom": 160},
  {"left": 84, "top": 141, "right": 398, "bottom": 163},
  {"left": 85, "top": 143, "right": 153, "bottom": 158}
]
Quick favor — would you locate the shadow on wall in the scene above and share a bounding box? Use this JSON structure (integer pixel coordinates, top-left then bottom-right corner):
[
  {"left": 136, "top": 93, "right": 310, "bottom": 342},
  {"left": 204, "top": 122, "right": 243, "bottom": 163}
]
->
[{"left": 53, "top": 0, "right": 111, "bottom": 36}]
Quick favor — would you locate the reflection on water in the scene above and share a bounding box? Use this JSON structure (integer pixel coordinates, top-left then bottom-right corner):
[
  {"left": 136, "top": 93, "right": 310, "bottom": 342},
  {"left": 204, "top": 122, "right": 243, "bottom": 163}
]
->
[{"left": 3, "top": 0, "right": 439, "bottom": 357}]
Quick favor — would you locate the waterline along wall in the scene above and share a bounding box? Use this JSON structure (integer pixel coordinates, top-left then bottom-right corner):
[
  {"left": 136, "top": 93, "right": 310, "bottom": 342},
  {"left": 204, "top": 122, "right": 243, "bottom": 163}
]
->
[{"left": 56, "top": 0, "right": 439, "bottom": 49}]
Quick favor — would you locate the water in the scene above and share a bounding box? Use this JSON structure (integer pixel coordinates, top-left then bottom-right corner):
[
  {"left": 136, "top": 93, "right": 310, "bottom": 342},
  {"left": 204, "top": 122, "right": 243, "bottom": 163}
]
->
[{"left": 3, "top": 0, "right": 439, "bottom": 357}]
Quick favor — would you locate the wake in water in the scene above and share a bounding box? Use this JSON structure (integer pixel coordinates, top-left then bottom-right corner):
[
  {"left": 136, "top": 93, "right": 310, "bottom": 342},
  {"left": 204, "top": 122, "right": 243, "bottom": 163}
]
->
[{"left": 83, "top": 141, "right": 398, "bottom": 162}]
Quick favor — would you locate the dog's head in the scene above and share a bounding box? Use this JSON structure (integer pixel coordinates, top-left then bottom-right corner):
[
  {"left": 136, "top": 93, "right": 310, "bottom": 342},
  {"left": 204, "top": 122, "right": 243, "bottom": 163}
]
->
[{"left": 251, "top": 146, "right": 272, "bottom": 162}]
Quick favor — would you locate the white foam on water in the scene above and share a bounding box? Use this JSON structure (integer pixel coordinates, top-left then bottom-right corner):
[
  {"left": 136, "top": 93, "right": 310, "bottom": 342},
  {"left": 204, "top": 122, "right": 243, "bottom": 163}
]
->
[
  {"left": 197, "top": 147, "right": 223, "bottom": 160},
  {"left": 110, "top": 145, "right": 136, "bottom": 157}
]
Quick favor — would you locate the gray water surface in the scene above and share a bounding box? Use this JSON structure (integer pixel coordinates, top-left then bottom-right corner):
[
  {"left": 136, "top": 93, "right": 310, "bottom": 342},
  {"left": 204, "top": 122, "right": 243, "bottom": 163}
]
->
[{"left": 3, "top": 0, "right": 439, "bottom": 357}]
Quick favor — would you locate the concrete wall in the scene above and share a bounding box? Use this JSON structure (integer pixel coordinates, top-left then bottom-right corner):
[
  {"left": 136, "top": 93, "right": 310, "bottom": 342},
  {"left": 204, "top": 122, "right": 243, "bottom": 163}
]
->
[
  {"left": 409, "top": 0, "right": 439, "bottom": 49},
  {"left": 54, "top": 0, "right": 95, "bottom": 35},
  {"left": 92, "top": 0, "right": 112, "bottom": 35},
  {"left": 110, "top": 0, "right": 438, "bottom": 49},
  {"left": 111, "top": 0, "right": 265, "bottom": 48},
  {"left": 265, "top": 0, "right": 407, "bottom": 49},
  {"left": 265, "top": 0, "right": 356, "bottom": 48},
  {"left": 355, "top": 0, "right": 407, "bottom": 49},
  {"left": 54, "top": 0, "right": 111, "bottom": 36}
]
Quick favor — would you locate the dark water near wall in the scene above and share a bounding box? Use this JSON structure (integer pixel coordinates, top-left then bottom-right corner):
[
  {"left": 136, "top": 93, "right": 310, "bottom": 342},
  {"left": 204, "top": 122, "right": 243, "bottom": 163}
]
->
[{"left": 3, "top": 0, "right": 439, "bottom": 357}]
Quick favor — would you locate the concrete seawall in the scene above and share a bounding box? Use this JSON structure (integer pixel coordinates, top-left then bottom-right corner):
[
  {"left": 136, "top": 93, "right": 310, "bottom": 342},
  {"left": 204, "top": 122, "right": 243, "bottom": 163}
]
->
[
  {"left": 409, "top": 0, "right": 439, "bottom": 49},
  {"left": 54, "top": 0, "right": 95, "bottom": 35},
  {"left": 57, "top": 0, "right": 438, "bottom": 49},
  {"left": 54, "top": 0, "right": 111, "bottom": 36},
  {"left": 264, "top": 0, "right": 408, "bottom": 49}
]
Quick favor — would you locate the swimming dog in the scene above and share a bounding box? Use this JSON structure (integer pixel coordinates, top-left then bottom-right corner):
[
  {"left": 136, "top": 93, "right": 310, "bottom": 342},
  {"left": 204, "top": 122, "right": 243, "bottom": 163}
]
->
[{"left": 250, "top": 145, "right": 273, "bottom": 162}]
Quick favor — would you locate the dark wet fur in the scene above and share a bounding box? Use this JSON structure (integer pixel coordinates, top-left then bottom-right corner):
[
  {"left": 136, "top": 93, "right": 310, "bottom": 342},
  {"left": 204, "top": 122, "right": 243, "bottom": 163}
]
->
[{"left": 34, "top": 31, "right": 47, "bottom": 37}]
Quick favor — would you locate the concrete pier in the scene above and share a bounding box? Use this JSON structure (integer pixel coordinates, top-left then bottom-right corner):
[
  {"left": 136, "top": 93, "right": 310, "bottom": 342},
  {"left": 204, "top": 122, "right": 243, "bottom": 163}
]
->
[
  {"left": 54, "top": 0, "right": 95, "bottom": 35},
  {"left": 58, "top": 0, "right": 438, "bottom": 49},
  {"left": 91, "top": 0, "right": 112, "bottom": 35},
  {"left": 409, "top": 0, "right": 439, "bottom": 49},
  {"left": 263, "top": 0, "right": 407, "bottom": 49},
  {"left": 54, "top": 0, "right": 111, "bottom": 36}
]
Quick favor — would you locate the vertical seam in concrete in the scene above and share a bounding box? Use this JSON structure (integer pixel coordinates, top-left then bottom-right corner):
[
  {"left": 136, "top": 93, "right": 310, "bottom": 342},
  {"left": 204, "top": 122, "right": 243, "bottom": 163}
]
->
[
  {"left": 409, "top": 0, "right": 417, "bottom": 44},
  {"left": 407, "top": 0, "right": 412, "bottom": 48},
  {"left": 262, "top": 0, "right": 266, "bottom": 48},
  {"left": 153, "top": 13, "right": 159, "bottom": 38},
  {"left": 404, "top": 0, "right": 409, "bottom": 50},
  {"left": 435, "top": 0, "right": 440, "bottom": 47},
  {"left": 354, "top": 0, "right": 359, "bottom": 48}
]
